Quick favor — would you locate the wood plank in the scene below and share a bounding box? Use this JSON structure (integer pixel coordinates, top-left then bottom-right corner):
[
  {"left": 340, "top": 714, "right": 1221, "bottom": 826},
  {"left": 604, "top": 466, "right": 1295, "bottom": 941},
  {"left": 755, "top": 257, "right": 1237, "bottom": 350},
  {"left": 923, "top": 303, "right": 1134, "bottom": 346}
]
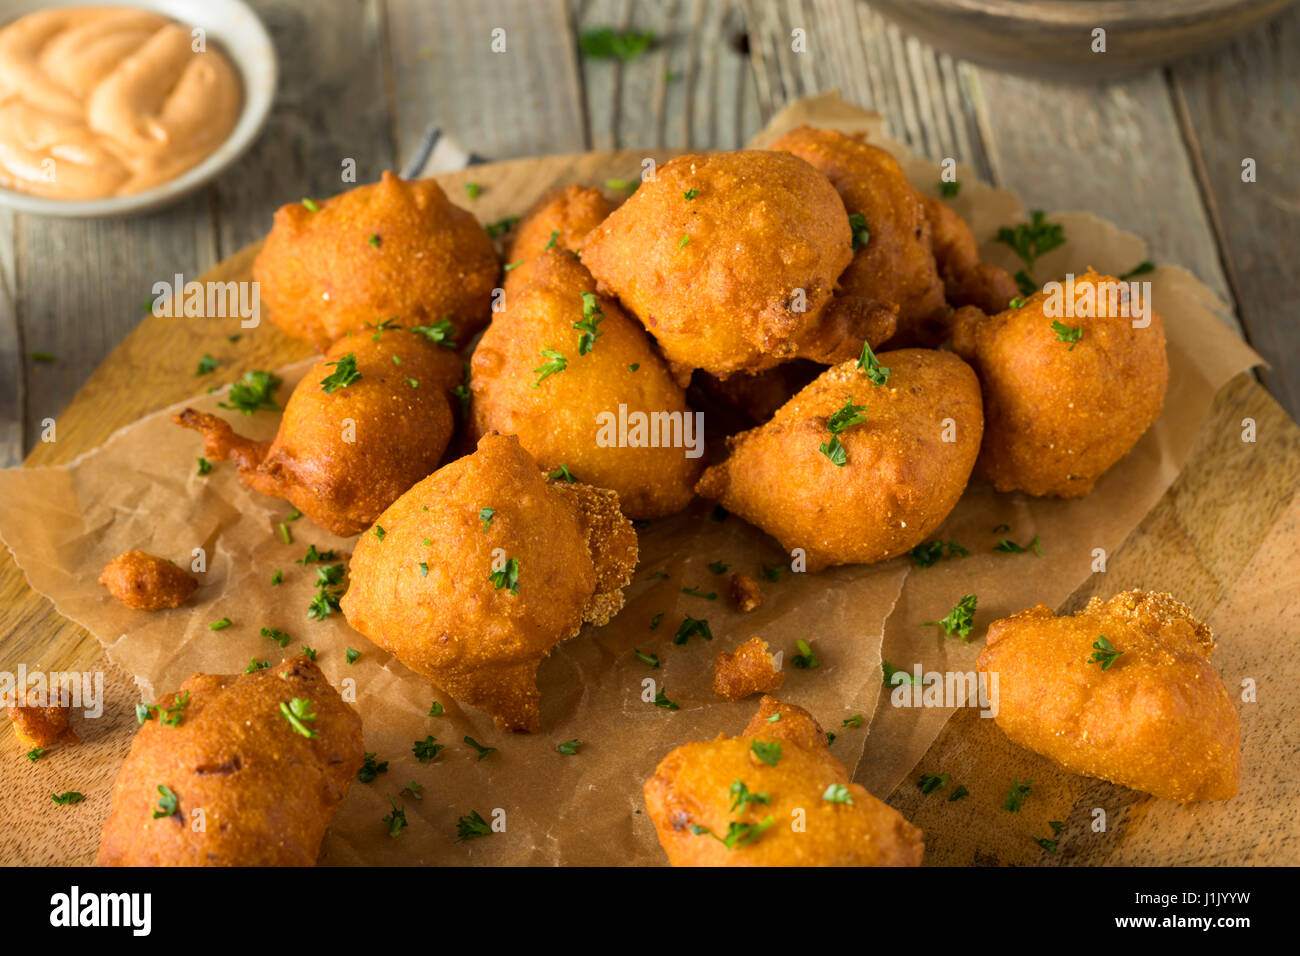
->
[
  {"left": 211, "top": 0, "right": 395, "bottom": 256},
  {"left": 968, "top": 66, "right": 1237, "bottom": 322},
  {"left": 0, "top": 210, "right": 20, "bottom": 467},
  {"left": 1169, "top": 4, "right": 1300, "bottom": 419},
  {"left": 386, "top": 0, "right": 587, "bottom": 164}
]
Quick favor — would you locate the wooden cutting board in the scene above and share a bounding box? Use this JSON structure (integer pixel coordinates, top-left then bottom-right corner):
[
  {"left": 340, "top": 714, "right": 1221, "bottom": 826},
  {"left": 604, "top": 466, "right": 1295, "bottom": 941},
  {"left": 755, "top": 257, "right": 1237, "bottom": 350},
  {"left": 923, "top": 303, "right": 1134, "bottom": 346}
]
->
[{"left": 2, "top": 150, "right": 1297, "bottom": 866}]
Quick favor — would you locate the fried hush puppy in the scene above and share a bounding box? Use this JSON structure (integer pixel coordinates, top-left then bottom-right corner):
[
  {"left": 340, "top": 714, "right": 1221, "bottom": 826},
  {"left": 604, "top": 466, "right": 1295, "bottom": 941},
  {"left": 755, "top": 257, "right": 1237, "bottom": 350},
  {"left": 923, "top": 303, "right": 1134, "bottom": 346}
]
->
[
  {"left": 696, "top": 349, "right": 983, "bottom": 571},
  {"left": 771, "top": 126, "right": 950, "bottom": 347},
  {"left": 952, "top": 269, "right": 1168, "bottom": 498},
  {"left": 582, "top": 150, "right": 895, "bottom": 379},
  {"left": 175, "top": 329, "right": 463, "bottom": 537},
  {"left": 712, "top": 637, "right": 783, "bottom": 701},
  {"left": 471, "top": 248, "right": 702, "bottom": 518},
  {"left": 98, "top": 550, "right": 198, "bottom": 610},
  {"left": 341, "top": 434, "right": 637, "bottom": 732},
  {"left": 976, "top": 591, "right": 1240, "bottom": 802},
  {"left": 97, "top": 655, "right": 364, "bottom": 866},
  {"left": 503, "top": 184, "right": 614, "bottom": 294},
  {"left": 923, "top": 195, "right": 1019, "bottom": 316},
  {"left": 254, "top": 171, "right": 499, "bottom": 349},
  {"left": 9, "top": 703, "right": 79, "bottom": 750},
  {"left": 644, "top": 696, "right": 923, "bottom": 866}
]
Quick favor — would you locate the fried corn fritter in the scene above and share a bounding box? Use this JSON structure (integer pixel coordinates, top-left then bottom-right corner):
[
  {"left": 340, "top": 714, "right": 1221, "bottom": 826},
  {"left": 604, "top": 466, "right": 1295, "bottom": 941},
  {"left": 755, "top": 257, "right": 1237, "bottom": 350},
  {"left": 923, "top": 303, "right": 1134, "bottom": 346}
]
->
[
  {"left": 770, "top": 125, "right": 951, "bottom": 347},
  {"left": 696, "top": 349, "right": 983, "bottom": 571},
  {"left": 97, "top": 655, "right": 364, "bottom": 866},
  {"left": 503, "top": 184, "right": 614, "bottom": 294},
  {"left": 98, "top": 549, "right": 198, "bottom": 610},
  {"left": 644, "top": 696, "right": 924, "bottom": 866},
  {"left": 976, "top": 591, "right": 1240, "bottom": 802},
  {"left": 712, "top": 637, "right": 784, "bottom": 701},
  {"left": 471, "top": 248, "right": 703, "bottom": 518},
  {"left": 582, "top": 150, "right": 894, "bottom": 379},
  {"left": 952, "top": 269, "right": 1168, "bottom": 498},
  {"left": 175, "top": 329, "right": 464, "bottom": 537},
  {"left": 8, "top": 703, "right": 79, "bottom": 750},
  {"left": 923, "top": 195, "right": 1019, "bottom": 316},
  {"left": 341, "top": 434, "right": 637, "bottom": 732},
  {"left": 254, "top": 171, "right": 499, "bottom": 349}
]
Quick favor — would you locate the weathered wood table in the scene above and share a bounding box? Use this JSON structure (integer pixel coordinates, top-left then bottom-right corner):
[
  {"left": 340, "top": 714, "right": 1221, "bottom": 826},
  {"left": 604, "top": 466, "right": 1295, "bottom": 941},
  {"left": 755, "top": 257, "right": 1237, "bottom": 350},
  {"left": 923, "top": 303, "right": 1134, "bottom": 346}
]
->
[{"left": 1, "top": 0, "right": 1297, "bottom": 866}]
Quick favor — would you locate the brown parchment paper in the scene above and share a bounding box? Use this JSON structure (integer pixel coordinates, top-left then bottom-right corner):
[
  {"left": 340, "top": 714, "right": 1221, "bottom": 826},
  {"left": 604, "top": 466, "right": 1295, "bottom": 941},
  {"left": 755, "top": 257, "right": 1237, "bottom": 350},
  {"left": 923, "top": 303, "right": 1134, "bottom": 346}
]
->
[{"left": 0, "top": 93, "right": 1261, "bottom": 865}]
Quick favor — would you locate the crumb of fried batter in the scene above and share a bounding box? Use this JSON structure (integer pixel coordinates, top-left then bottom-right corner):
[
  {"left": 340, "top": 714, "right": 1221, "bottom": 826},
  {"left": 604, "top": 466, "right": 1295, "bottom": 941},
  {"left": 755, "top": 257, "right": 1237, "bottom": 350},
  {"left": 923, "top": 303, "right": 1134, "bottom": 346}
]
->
[
  {"left": 730, "top": 571, "right": 762, "bottom": 612},
  {"left": 712, "top": 637, "right": 784, "bottom": 701},
  {"left": 9, "top": 704, "right": 79, "bottom": 749},
  {"left": 98, "top": 550, "right": 198, "bottom": 611}
]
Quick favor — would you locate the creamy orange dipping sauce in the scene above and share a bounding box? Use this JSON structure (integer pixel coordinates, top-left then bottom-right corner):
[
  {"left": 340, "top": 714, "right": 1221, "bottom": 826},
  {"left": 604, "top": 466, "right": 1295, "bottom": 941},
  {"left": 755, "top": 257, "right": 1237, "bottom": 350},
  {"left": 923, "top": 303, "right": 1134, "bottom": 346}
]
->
[{"left": 0, "top": 7, "right": 242, "bottom": 199}]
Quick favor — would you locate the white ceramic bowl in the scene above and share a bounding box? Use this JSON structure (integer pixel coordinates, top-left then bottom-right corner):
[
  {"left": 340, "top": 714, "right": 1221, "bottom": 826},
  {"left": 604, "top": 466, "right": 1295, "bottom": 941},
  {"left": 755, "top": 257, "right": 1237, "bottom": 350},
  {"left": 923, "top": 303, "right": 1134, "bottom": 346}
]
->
[{"left": 0, "top": 0, "right": 277, "bottom": 218}]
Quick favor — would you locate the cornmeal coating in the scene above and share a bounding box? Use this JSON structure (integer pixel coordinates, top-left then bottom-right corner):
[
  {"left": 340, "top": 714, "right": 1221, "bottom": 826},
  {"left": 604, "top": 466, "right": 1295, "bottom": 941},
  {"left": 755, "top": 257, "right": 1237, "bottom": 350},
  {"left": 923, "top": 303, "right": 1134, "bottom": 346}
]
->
[
  {"left": 729, "top": 572, "right": 762, "bottom": 613},
  {"left": 471, "top": 249, "right": 702, "bottom": 518},
  {"left": 98, "top": 550, "right": 198, "bottom": 610},
  {"left": 9, "top": 704, "right": 79, "bottom": 749},
  {"left": 952, "top": 269, "right": 1168, "bottom": 498},
  {"left": 582, "top": 150, "right": 878, "bottom": 379},
  {"left": 770, "top": 126, "right": 951, "bottom": 347},
  {"left": 504, "top": 185, "right": 614, "bottom": 294},
  {"left": 696, "top": 349, "right": 983, "bottom": 571},
  {"left": 97, "top": 655, "right": 364, "bottom": 866},
  {"left": 923, "top": 196, "right": 1019, "bottom": 316},
  {"left": 644, "top": 695, "right": 923, "bottom": 866},
  {"left": 976, "top": 591, "right": 1240, "bottom": 802},
  {"left": 340, "top": 434, "right": 638, "bottom": 732},
  {"left": 712, "top": 637, "right": 783, "bottom": 700},
  {"left": 254, "top": 171, "right": 499, "bottom": 349},
  {"left": 175, "top": 329, "right": 464, "bottom": 537}
]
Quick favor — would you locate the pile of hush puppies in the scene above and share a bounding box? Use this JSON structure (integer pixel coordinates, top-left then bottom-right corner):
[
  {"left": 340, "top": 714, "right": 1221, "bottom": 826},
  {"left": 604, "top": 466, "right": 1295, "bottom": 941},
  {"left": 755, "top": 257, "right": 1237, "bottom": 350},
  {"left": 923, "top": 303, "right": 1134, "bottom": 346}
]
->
[{"left": 41, "top": 126, "right": 1238, "bottom": 867}]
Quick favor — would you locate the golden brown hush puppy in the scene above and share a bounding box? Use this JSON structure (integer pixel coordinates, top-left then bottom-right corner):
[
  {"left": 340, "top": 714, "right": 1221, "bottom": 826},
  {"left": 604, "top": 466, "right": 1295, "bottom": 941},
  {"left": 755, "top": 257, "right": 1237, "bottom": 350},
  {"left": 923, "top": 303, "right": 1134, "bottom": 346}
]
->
[
  {"left": 976, "top": 591, "right": 1240, "bottom": 802},
  {"left": 582, "top": 150, "right": 892, "bottom": 380},
  {"left": 695, "top": 349, "right": 983, "bottom": 572},
  {"left": 340, "top": 434, "right": 638, "bottom": 732},
  {"left": 471, "top": 249, "right": 702, "bottom": 518},
  {"left": 952, "top": 269, "right": 1168, "bottom": 498},
  {"left": 712, "top": 637, "right": 784, "bottom": 701},
  {"left": 923, "top": 196, "right": 1020, "bottom": 316},
  {"left": 644, "top": 695, "right": 924, "bottom": 866},
  {"left": 97, "top": 655, "right": 364, "bottom": 865},
  {"left": 770, "top": 125, "right": 951, "bottom": 347},
  {"left": 503, "top": 184, "right": 614, "bottom": 294},
  {"left": 9, "top": 703, "right": 79, "bottom": 750},
  {"left": 254, "top": 172, "right": 499, "bottom": 350},
  {"left": 175, "top": 328, "right": 464, "bottom": 537},
  {"left": 98, "top": 550, "right": 198, "bottom": 610}
]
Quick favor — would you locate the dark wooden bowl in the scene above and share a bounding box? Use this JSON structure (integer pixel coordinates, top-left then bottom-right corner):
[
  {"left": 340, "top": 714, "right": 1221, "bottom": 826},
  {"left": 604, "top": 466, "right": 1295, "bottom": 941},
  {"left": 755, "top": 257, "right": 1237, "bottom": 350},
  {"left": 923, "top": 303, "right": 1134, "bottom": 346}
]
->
[{"left": 864, "top": 0, "right": 1296, "bottom": 79}]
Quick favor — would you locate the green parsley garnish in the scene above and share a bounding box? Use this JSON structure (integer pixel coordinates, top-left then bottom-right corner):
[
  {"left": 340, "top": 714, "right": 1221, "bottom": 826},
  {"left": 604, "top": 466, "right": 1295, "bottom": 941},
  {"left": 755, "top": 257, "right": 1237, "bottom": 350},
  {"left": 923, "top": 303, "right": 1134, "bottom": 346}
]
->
[
  {"left": 479, "top": 506, "right": 495, "bottom": 529},
  {"left": 909, "top": 540, "right": 970, "bottom": 568},
  {"left": 1119, "top": 261, "right": 1154, "bottom": 281},
  {"left": 548, "top": 463, "right": 577, "bottom": 483},
  {"left": 822, "top": 783, "right": 854, "bottom": 805},
  {"left": 544, "top": 229, "right": 559, "bottom": 250},
  {"left": 1088, "top": 635, "right": 1124, "bottom": 670},
  {"left": 856, "top": 340, "right": 890, "bottom": 385},
  {"left": 26, "top": 747, "right": 45, "bottom": 761},
  {"left": 412, "top": 319, "right": 458, "bottom": 349},
  {"left": 938, "top": 180, "right": 961, "bottom": 198},
  {"left": 280, "top": 698, "right": 318, "bottom": 738},
  {"left": 882, "top": 660, "right": 920, "bottom": 686},
  {"left": 196, "top": 457, "right": 211, "bottom": 476},
  {"left": 429, "top": 701, "right": 444, "bottom": 717},
  {"left": 792, "top": 638, "right": 818, "bottom": 669},
  {"left": 244, "top": 658, "right": 270, "bottom": 674},
  {"left": 556, "top": 739, "right": 580, "bottom": 755},
  {"left": 848, "top": 212, "right": 870, "bottom": 250},
  {"left": 673, "top": 615, "right": 713, "bottom": 645},
  {"left": 532, "top": 347, "right": 567, "bottom": 387},
  {"left": 135, "top": 703, "right": 157, "bottom": 725},
  {"left": 921, "top": 594, "right": 978, "bottom": 642},
  {"left": 634, "top": 649, "right": 660, "bottom": 668},
  {"left": 345, "top": 647, "right": 360, "bottom": 664},
  {"left": 707, "top": 561, "right": 730, "bottom": 574},
  {"left": 841, "top": 714, "right": 864, "bottom": 728},
  {"left": 260, "top": 626, "right": 291, "bottom": 648},
  {"left": 993, "top": 535, "right": 1042, "bottom": 556},
  {"left": 456, "top": 810, "right": 493, "bottom": 840},
  {"left": 683, "top": 188, "right": 699, "bottom": 200},
  {"left": 488, "top": 556, "right": 520, "bottom": 594},
  {"left": 653, "top": 687, "right": 679, "bottom": 710},
  {"left": 464, "top": 182, "right": 482, "bottom": 199},
  {"left": 412, "top": 736, "right": 444, "bottom": 762},
  {"left": 372, "top": 525, "right": 386, "bottom": 541},
  {"left": 358, "top": 752, "right": 388, "bottom": 783},
  {"left": 691, "top": 816, "right": 775, "bottom": 850},
  {"left": 51, "top": 791, "right": 84, "bottom": 805},
  {"left": 209, "top": 617, "right": 232, "bottom": 631},
  {"left": 296, "top": 544, "right": 337, "bottom": 565},
  {"left": 1051, "top": 320, "right": 1083, "bottom": 350},
  {"left": 949, "top": 785, "right": 970, "bottom": 801},
  {"left": 383, "top": 796, "right": 407, "bottom": 838},
  {"left": 729, "top": 780, "right": 771, "bottom": 811},
  {"left": 1004, "top": 778, "right": 1032, "bottom": 812},
  {"left": 918, "top": 772, "right": 950, "bottom": 794},
  {"left": 484, "top": 216, "right": 518, "bottom": 238},
  {"left": 320, "top": 353, "right": 361, "bottom": 393},
  {"left": 464, "top": 736, "right": 497, "bottom": 761},
  {"left": 579, "top": 26, "right": 656, "bottom": 62},
  {"left": 819, "top": 396, "right": 867, "bottom": 466},
  {"left": 996, "top": 210, "right": 1065, "bottom": 296},
  {"left": 219, "top": 370, "right": 281, "bottom": 415},
  {"left": 195, "top": 354, "right": 218, "bottom": 376},
  {"left": 749, "top": 740, "right": 782, "bottom": 766},
  {"left": 153, "top": 784, "right": 179, "bottom": 819},
  {"left": 681, "top": 586, "right": 717, "bottom": 600},
  {"left": 300, "top": 197, "right": 319, "bottom": 212},
  {"left": 575, "top": 292, "right": 605, "bottom": 354}
]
